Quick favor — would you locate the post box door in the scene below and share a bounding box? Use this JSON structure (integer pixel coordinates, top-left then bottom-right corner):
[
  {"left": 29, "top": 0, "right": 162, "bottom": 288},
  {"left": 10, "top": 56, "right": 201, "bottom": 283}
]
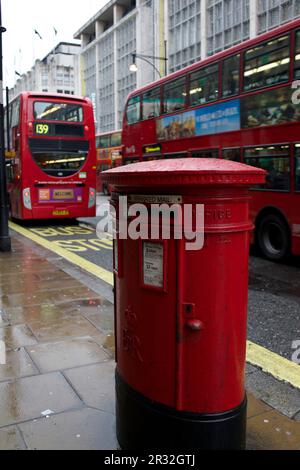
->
[{"left": 115, "top": 236, "right": 179, "bottom": 409}]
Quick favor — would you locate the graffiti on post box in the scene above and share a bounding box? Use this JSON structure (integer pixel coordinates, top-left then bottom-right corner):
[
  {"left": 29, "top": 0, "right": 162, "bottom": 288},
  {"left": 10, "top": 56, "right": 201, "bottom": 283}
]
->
[{"left": 122, "top": 329, "right": 143, "bottom": 363}]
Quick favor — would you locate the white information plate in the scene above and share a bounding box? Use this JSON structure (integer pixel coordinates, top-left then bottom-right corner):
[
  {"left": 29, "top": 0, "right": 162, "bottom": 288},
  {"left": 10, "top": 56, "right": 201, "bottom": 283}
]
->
[{"left": 143, "top": 242, "right": 164, "bottom": 288}]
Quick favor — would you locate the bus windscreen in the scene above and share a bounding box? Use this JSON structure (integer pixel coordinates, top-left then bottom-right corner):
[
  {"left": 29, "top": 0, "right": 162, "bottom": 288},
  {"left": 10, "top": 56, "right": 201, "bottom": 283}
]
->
[{"left": 33, "top": 101, "right": 83, "bottom": 122}]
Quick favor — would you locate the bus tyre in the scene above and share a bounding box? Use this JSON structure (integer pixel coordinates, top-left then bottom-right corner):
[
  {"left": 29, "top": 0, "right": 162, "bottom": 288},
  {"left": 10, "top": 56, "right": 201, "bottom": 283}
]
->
[{"left": 257, "top": 214, "right": 290, "bottom": 262}]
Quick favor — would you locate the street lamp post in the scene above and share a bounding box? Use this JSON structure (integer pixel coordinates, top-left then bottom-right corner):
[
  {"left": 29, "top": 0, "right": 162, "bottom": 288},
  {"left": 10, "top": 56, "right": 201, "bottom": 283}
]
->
[
  {"left": 129, "top": 53, "right": 168, "bottom": 79},
  {"left": 0, "top": 0, "right": 11, "bottom": 252}
]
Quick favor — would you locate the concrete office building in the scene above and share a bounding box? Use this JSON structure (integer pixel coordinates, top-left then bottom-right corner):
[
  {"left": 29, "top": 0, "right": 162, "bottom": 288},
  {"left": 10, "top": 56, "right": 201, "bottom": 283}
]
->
[
  {"left": 76, "top": 0, "right": 300, "bottom": 133},
  {"left": 9, "top": 42, "right": 81, "bottom": 101}
]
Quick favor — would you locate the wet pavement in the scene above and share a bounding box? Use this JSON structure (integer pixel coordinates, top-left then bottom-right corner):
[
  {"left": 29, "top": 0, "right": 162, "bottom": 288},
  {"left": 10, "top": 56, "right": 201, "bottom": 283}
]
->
[
  {"left": 13, "top": 194, "right": 300, "bottom": 363},
  {"left": 0, "top": 233, "right": 300, "bottom": 449},
  {"left": 0, "top": 237, "right": 117, "bottom": 450}
]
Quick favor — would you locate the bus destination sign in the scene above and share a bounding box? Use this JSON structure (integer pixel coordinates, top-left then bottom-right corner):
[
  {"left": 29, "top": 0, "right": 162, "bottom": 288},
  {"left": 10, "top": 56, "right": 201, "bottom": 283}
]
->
[{"left": 35, "top": 123, "right": 50, "bottom": 135}]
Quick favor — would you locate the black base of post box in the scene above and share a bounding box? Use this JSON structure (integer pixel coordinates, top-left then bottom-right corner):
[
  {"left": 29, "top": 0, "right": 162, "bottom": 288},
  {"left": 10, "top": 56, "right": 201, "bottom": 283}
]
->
[{"left": 116, "top": 371, "right": 247, "bottom": 450}]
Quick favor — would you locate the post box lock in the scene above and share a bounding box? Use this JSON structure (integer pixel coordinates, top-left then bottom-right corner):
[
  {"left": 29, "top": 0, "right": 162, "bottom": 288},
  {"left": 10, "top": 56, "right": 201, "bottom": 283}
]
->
[
  {"left": 185, "top": 319, "right": 204, "bottom": 332},
  {"left": 183, "top": 303, "right": 195, "bottom": 315}
]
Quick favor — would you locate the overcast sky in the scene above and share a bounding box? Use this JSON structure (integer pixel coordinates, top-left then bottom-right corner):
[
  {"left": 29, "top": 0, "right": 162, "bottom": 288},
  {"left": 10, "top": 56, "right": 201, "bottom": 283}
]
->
[{"left": 2, "top": 0, "right": 108, "bottom": 88}]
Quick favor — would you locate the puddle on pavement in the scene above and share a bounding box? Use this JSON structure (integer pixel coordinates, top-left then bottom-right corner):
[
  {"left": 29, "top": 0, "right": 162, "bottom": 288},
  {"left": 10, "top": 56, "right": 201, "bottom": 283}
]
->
[{"left": 76, "top": 298, "right": 114, "bottom": 332}]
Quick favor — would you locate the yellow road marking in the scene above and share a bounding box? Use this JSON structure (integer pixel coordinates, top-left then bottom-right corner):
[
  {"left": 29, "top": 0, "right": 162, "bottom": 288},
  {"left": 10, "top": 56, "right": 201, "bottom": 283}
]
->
[
  {"left": 246, "top": 340, "right": 300, "bottom": 389},
  {"left": 8, "top": 221, "right": 300, "bottom": 389},
  {"left": 9, "top": 221, "right": 114, "bottom": 286}
]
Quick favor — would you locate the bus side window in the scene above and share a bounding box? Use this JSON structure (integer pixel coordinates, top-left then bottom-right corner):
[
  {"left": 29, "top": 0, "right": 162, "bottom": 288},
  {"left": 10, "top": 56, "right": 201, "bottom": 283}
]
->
[
  {"left": 126, "top": 96, "right": 141, "bottom": 124},
  {"left": 142, "top": 87, "right": 161, "bottom": 120},
  {"left": 163, "top": 78, "right": 187, "bottom": 114},
  {"left": 6, "top": 163, "right": 13, "bottom": 184},
  {"left": 222, "top": 148, "right": 241, "bottom": 162},
  {"left": 189, "top": 64, "right": 219, "bottom": 106},
  {"left": 244, "top": 35, "right": 290, "bottom": 92},
  {"left": 222, "top": 55, "right": 240, "bottom": 98},
  {"left": 244, "top": 145, "right": 290, "bottom": 191},
  {"left": 295, "top": 30, "right": 300, "bottom": 79},
  {"left": 294, "top": 144, "right": 300, "bottom": 191}
]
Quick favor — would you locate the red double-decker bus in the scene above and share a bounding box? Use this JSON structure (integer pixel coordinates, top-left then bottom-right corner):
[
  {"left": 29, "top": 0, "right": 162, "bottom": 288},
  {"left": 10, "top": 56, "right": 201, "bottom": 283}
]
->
[
  {"left": 95, "top": 130, "right": 123, "bottom": 193},
  {"left": 123, "top": 18, "right": 300, "bottom": 261},
  {"left": 5, "top": 92, "right": 97, "bottom": 220}
]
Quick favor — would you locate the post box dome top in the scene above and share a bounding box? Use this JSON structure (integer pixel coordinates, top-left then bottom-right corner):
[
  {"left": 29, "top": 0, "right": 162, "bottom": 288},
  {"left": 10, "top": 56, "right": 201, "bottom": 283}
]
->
[{"left": 102, "top": 158, "right": 266, "bottom": 187}]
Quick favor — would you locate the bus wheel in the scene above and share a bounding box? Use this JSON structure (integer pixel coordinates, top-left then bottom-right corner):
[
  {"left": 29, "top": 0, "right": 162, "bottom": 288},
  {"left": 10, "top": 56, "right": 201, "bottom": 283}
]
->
[{"left": 257, "top": 213, "right": 290, "bottom": 262}]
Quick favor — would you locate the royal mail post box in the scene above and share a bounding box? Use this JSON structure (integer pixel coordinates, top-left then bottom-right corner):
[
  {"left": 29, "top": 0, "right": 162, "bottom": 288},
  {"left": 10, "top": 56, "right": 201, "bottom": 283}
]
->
[{"left": 102, "top": 159, "right": 265, "bottom": 450}]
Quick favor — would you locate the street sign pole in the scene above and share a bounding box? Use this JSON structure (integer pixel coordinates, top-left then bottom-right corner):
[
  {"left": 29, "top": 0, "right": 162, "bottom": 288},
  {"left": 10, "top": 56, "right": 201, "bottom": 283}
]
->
[{"left": 0, "top": 0, "right": 11, "bottom": 252}]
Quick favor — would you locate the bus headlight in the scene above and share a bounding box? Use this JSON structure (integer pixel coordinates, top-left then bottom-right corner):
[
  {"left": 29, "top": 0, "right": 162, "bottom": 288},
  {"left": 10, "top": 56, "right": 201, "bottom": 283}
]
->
[
  {"left": 88, "top": 188, "right": 96, "bottom": 208},
  {"left": 23, "top": 188, "right": 32, "bottom": 210}
]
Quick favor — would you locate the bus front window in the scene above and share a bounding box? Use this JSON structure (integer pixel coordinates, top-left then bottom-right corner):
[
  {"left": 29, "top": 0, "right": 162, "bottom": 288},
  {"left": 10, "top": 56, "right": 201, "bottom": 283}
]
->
[
  {"left": 34, "top": 101, "right": 83, "bottom": 122},
  {"left": 31, "top": 151, "right": 88, "bottom": 177}
]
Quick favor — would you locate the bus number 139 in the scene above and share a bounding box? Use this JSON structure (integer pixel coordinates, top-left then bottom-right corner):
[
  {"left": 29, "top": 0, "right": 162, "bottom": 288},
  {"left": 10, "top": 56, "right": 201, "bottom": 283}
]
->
[{"left": 35, "top": 124, "right": 50, "bottom": 135}]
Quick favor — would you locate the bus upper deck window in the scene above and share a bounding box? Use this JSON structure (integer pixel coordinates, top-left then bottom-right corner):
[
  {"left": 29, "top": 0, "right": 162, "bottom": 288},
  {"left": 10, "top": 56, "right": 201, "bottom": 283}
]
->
[
  {"left": 163, "top": 78, "right": 187, "bottom": 114},
  {"left": 294, "top": 30, "right": 300, "bottom": 79},
  {"left": 222, "top": 55, "right": 240, "bottom": 98},
  {"left": 126, "top": 96, "right": 141, "bottom": 124},
  {"left": 244, "top": 35, "right": 290, "bottom": 92},
  {"left": 33, "top": 101, "right": 83, "bottom": 122},
  {"left": 142, "top": 88, "right": 161, "bottom": 120},
  {"left": 189, "top": 64, "right": 219, "bottom": 106},
  {"left": 111, "top": 132, "right": 122, "bottom": 147}
]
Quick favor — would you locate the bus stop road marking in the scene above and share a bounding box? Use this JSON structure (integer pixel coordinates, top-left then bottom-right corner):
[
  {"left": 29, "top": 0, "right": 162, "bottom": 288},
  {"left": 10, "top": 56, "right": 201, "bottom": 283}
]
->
[
  {"left": 247, "top": 340, "right": 300, "bottom": 390},
  {"left": 8, "top": 222, "right": 300, "bottom": 390},
  {"left": 9, "top": 221, "right": 114, "bottom": 287}
]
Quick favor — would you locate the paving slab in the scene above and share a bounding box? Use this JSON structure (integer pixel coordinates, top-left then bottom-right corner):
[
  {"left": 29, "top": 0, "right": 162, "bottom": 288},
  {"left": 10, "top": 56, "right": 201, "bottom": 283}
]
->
[
  {"left": 0, "top": 426, "right": 26, "bottom": 450},
  {"left": 0, "top": 278, "right": 80, "bottom": 295},
  {"left": 64, "top": 361, "right": 115, "bottom": 414},
  {"left": 0, "top": 324, "right": 38, "bottom": 350},
  {"left": 0, "top": 348, "right": 39, "bottom": 382},
  {"left": 247, "top": 392, "right": 272, "bottom": 418},
  {"left": 28, "top": 314, "right": 105, "bottom": 343},
  {"left": 246, "top": 368, "right": 300, "bottom": 418},
  {"left": 3, "top": 301, "right": 90, "bottom": 326},
  {"left": 18, "top": 408, "right": 117, "bottom": 450},
  {"left": 247, "top": 410, "right": 300, "bottom": 450},
  {"left": 80, "top": 298, "right": 115, "bottom": 332},
  {"left": 26, "top": 337, "right": 110, "bottom": 373},
  {"left": 1, "top": 286, "right": 97, "bottom": 309},
  {"left": 0, "top": 372, "right": 82, "bottom": 427}
]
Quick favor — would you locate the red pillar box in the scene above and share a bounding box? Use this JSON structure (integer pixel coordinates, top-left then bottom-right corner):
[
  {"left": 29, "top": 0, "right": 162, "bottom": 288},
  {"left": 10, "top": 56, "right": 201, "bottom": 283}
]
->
[{"left": 102, "top": 159, "right": 265, "bottom": 450}]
